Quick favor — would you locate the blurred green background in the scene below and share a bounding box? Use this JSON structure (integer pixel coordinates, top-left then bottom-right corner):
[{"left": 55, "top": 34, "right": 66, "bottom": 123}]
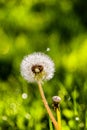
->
[{"left": 0, "top": 0, "right": 87, "bottom": 130}]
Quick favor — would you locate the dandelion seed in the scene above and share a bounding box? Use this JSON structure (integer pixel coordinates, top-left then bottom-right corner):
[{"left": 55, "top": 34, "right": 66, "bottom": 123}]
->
[
  {"left": 22, "top": 93, "right": 28, "bottom": 99},
  {"left": 20, "top": 52, "right": 55, "bottom": 83},
  {"left": 46, "top": 48, "right": 50, "bottom": 52},
  {"left": 75, "top": 116, "right": 79, "bottom": 121}
]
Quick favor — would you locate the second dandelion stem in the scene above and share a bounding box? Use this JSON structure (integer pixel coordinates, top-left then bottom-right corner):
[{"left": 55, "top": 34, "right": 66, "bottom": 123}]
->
[{"left": 56, "top": 108, "right": 62, "bottom": 130}]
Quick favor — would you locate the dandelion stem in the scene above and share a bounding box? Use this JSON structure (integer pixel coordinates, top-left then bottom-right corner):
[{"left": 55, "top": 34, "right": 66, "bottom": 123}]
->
[
  {"left": 56, "top": 108, "right": 62, "bottom": 130},
  {"left": 37, "top": 81, "right": 58, "bottom": 130}
]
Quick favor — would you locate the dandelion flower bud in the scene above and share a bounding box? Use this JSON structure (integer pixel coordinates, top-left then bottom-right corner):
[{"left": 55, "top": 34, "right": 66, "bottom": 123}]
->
[
  {"left": 52, "top": 96, "right": 61, "bottom": 110},
  {"left": 20, "top": 52, "right": 55, "bottom": 83},
  {"left": 52, "top": 96, "right": 61, "bottom": 103}
]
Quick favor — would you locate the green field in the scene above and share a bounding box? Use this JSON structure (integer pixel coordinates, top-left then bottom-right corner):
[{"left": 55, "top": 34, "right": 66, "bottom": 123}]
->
[{"left": 0, "top": 0, "right": 87, "bottom": 130}]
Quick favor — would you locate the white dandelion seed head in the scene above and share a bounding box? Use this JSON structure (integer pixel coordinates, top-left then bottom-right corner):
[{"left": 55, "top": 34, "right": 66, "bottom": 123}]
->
[{"left": 20, "top": 52, "right": 55, "bottom": 83}]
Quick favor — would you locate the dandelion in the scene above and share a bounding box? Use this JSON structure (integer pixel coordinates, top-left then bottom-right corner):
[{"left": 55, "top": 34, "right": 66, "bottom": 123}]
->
[
  {"left": 52, "top": 96, "right": 61, "bottom": 110},
  {"left": 20, "top": 52, "right": 58, "bottom": 130},
  {"left": 20, "top": 52, "right": 55, "bottom": 83},
  {"left": 52, "top": 96, "right": 62, "bottom": 130}
]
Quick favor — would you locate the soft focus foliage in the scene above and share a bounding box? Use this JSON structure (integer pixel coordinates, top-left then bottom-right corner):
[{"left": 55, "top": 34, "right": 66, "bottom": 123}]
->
[{"left": 0, "top": 0, "right": 87, "bottom": 130}]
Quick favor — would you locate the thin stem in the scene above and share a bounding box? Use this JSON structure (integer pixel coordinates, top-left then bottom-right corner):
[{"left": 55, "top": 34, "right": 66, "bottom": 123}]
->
[
  {"left": 56, "top": 108, "right": 62, "bottom": 130},
  {"left": 37, "top": 81, "right": 58, "bottom": 130},
  {"left": 49, "top": 117, "right": 53, "bottom": 130}
]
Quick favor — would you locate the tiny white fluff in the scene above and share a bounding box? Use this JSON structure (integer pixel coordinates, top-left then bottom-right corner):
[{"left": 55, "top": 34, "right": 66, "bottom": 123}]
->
[{"left": 20, "top": 52, "right": 55, "bottom": 83}]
